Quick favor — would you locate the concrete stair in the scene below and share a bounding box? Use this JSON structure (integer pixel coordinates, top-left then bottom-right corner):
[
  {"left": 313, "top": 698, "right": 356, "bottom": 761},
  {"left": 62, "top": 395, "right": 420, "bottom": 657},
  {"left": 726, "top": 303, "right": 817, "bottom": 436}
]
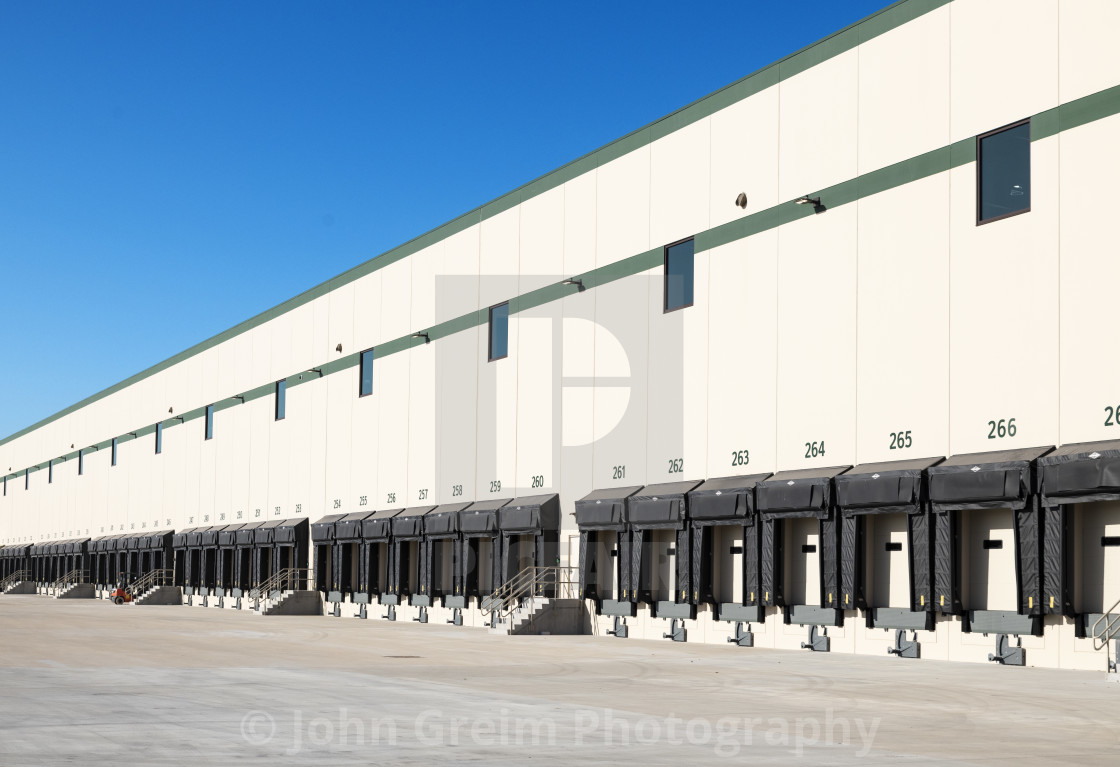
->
[
  {"left": 133, "top": 586, "right": 183, "bottom": 606},
  {"left": 488, "top": 598, "right": 586, "bottom": 636},
  {"left": 257, "top": 590, "right": 322, "bottom": 616},
  {"left": 2, "top": 581, "right": 36, "bottom": 595},
  {"left": 55, "top": 583, "right": 95, "bottom": 599}
]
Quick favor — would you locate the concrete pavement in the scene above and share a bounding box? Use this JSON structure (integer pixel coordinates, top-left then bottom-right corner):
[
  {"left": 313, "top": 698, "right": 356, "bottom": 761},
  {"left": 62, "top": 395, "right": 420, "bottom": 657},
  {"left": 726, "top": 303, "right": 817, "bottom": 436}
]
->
[{"left": 0, "top": 594, "right": 1117, "bottom": 764}]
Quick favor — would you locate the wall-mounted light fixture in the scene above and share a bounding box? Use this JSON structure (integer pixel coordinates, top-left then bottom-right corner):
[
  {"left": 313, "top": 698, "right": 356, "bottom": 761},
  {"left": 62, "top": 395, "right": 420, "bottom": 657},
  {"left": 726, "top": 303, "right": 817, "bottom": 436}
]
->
[
  {"left": 561, "top": 278, "right": 585, "bottom": 291},
  {"left": 413, "top": 332, "right": 431, "bottom": 344},
  {"left": 233, "top": 395, "right": 245, "bottom": 403},
  {"left": 795, "top": 195, "right": 821, "bottom": 207},
  {"left": 735, "top": 192, "right": 748, "bottom": 209}
]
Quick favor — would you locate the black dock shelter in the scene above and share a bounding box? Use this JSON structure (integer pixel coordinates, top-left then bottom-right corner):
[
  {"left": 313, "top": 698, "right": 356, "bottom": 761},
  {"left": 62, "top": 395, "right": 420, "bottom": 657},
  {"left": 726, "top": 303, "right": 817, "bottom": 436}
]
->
[
  {"left": 833, "top": 457, "right": 943, "bottom": 631},
  {"left": 1035, "top": 439, "right": 1120, "bottom": 634},
  {"left": 253, "top": 517, "right": 309, "bottom": 590},
  {"left": 687, "top": 474, "right": 773, "bottom": 623},
  {"left": 626, "top": 482, "right": 701, "bottom": 618},
  {"left": 172, "top": 528, "right": 199, "bottom": 590},
  {"left": 575, "top": 486, "right": 643, "bottom": 614},
  {"left": 215, "top": 523, "right": 246, "bottom": 596},
  {"left": 139, "top": 530, "right": 173, "bottom": 577},
  {"left": 498, "top": 494, "right": 561, "bottom": 596},
  {"left": 755, "top": 466, "right": 851, "bottom": 627},
  {"left": 421, "top": 503, "right": 471, "bottom": 604},
  {"left": 90, "top": 536, "right": 113, "bottom": 587},
  {"left": 926, "top": 446, "right": 1053, "bottom": 635},
  {"left": 390, "top": 506, "right": 436, "bottom": 605},
  {"left": 195, "top": 526, "right": 224, "bottom": 595},
  {"left": 324, "top": 512, "right": 370, "bottom": 602},
  {"left": 360, "top": 508, "right": 403, "bottom": 604},
  {"left": 0, "top": 544, "right": 29, "bottom": 581},
  {"left": 311, "top": 513, "right": 346, "bottom": 596},
  {"left": 61, "top": 538, "right": 91, "bottom": 580},
  {"left": 232, "top": 522, "right": 269, "bottom": 595},
  {"left": 459, "top": 498, "right": 511, "bottom": 600}
]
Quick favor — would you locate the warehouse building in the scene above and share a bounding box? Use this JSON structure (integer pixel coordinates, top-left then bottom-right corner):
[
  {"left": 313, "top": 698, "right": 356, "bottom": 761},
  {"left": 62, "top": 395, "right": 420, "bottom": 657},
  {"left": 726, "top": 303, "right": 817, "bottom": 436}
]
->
[{"left": 2, "top": 0, "right": 1120, "bottom": 670}]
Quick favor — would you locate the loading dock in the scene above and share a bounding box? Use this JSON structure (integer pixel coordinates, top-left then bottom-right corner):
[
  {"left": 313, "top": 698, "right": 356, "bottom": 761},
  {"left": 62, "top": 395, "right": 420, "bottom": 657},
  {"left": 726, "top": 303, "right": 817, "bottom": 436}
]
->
[
  {"left": 755, "top": 467, "right": 851, "bottom": 629},
  {"left": 253, "top": 517, "right": 309, "bottom": 591},
  {"left": 390, "top": 506, "right": 437, "bottom": 606},
  {"left": 497, "top": 495, "right": 561, "bottom": 596},
  {"left": 420, "top": 503, "right": 470, "bottom": 605},
  {"left": 833, "top": 457, "right": 942, "bottom": 632},
  {"left": 325, "top": 512, "right": 371, "bottom": 603},
  {"left": 0, "top": 545, "right": 29, "bottom": 582},
  {"left": 139, "top": 531, "right": 173, "bottom": 578},
  {"left": 360, "top": 508, "right": 403, "bottom": 606},
  {"left": 171, "top": 529, "right": 196, "bottom": 591},
  {"left": 230, "top": 522, "right": 272, "bottom": 595},
  {"left": 193, "top": 527, "right": 223, "bottom": 596},
  {"left": 687, "top": 474, "right": 772, "bottom": 625},
  {"left": 926, "top": 447, "right": 1053, "bottom": 637},
  {"left": 459, "top": 498, "right": 511, "bottom": 602},
  {"left": 214, "top": 524, "right": 246, "bottom": 598},
  {"left": 575, "top": 486, "right": 643, "bottom": 616},
  {"left": 626, "top": 483, "right": 701, "bottom": 618},
  {"left": 310, "top": 514, "right": 345, "bottom": 597},
  {"left": 1035, "top": 440, "right": 1120, "bottom": 637}
]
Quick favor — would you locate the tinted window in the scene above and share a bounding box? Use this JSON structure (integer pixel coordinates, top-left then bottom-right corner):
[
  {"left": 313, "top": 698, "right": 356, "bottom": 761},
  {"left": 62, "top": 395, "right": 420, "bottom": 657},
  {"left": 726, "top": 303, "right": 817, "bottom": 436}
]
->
[
  {"left": 489, "top": 303, "right": 509, "bottom": 361},
  {"left": 275, "top": 379, "right": 287, "bottom": 420},
  {"left": 205, "top": 405, "right": 215, "bottom": 440},
  {"left": 978, "top": 121, "right": 1030, "bottom": 223},
  {"left": 665, "top": 239, "right": 695, "bottom": 312},
  {"left": 111, "top": 438, "right": 118, "bottom": 466},
  {"left": 78, "top": 449, "right": 84, "bottom": 476},
  {"left": 359, "top": 349, "right": 374, "bottom": 396},
  {"left": 48, "top": 461, "right": 53, "bottom": 484},
  {"left": 155, "top": 423, "right": 163, "bottom": 454},
  {"left": 25, "top": 468, "right": 29, "bottom": 489}
]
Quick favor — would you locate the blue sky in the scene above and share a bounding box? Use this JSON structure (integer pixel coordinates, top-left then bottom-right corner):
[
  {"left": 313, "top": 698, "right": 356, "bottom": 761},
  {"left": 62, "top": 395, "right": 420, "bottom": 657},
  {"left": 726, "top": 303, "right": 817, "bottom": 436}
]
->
[{"left": 0, "top": 0, "right": 890, "bottom": 440}]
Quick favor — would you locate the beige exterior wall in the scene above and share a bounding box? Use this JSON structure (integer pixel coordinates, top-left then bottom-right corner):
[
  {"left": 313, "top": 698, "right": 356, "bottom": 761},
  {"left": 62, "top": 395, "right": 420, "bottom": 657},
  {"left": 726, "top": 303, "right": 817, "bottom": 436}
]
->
[{"left": 3, "top": 0, "right": 1119, "bottom": 670}]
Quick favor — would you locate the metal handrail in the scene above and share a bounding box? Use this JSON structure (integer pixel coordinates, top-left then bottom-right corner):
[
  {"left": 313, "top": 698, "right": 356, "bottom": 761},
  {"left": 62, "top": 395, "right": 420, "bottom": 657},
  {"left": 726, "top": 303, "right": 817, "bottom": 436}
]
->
[
  {"left": 250, "top": 568, "right": 310, "bottom": 602},
  {"left": 0, "top": 570, "right": 31, "bottom": 591},
  {"left": 50, "top": 569, "right": 90, "bottom": 592},
  {"left": 1091, "top": 595, "right": 1120, "bottom": 652},
  {"left": 125, "top": 568, "right": 174, "bottom": 598},
  {"left": 480, "top": 566, "right": 578, "bottom": 623}
]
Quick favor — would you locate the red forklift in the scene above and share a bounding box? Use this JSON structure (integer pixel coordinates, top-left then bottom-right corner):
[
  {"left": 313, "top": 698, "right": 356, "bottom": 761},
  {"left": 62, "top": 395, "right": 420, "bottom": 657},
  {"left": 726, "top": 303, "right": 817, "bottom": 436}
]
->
[{"left": 110, "top": 572, "right": 135, "bottom": 605}]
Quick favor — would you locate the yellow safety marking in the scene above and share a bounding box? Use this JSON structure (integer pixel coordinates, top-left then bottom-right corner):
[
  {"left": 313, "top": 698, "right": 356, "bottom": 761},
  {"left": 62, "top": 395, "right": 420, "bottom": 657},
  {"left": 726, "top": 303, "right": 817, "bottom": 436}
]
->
[
  {"left": 920, "top": 594, "right": 925, "bottom": 607},
  {"left": 940, "top": 594, "right": 945, "bottom": 607},
  {"left": 1050, "top": 595, "right": 1055, "bottom": 609},
  {"left": 1028, "top": 596, "right": 1033, "bottom": 609},
  {"left": 828, "top": 592, "right": 833, "bottom": 604}
]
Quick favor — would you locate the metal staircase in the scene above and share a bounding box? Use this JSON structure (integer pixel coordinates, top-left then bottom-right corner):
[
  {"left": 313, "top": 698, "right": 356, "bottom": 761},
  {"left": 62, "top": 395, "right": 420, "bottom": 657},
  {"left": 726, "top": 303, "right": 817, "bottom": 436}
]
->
[
  {"left": 0, "top": 570, "right": 32, "bottom": 593},
  {"left": 50, "top": 569, "right": 90, "bottom": 596},
  {"left": 250, "top": 568, "right": 311, "bottom": 614},
  {"left": 480, "top": 566, "right": 580, "bottom": 635},
  {"left": 1091, "top": 595, "right": 1120, "bottom": 673},
  {"left": 126, "top": 568, "right": 174, "bottom": 600}
]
